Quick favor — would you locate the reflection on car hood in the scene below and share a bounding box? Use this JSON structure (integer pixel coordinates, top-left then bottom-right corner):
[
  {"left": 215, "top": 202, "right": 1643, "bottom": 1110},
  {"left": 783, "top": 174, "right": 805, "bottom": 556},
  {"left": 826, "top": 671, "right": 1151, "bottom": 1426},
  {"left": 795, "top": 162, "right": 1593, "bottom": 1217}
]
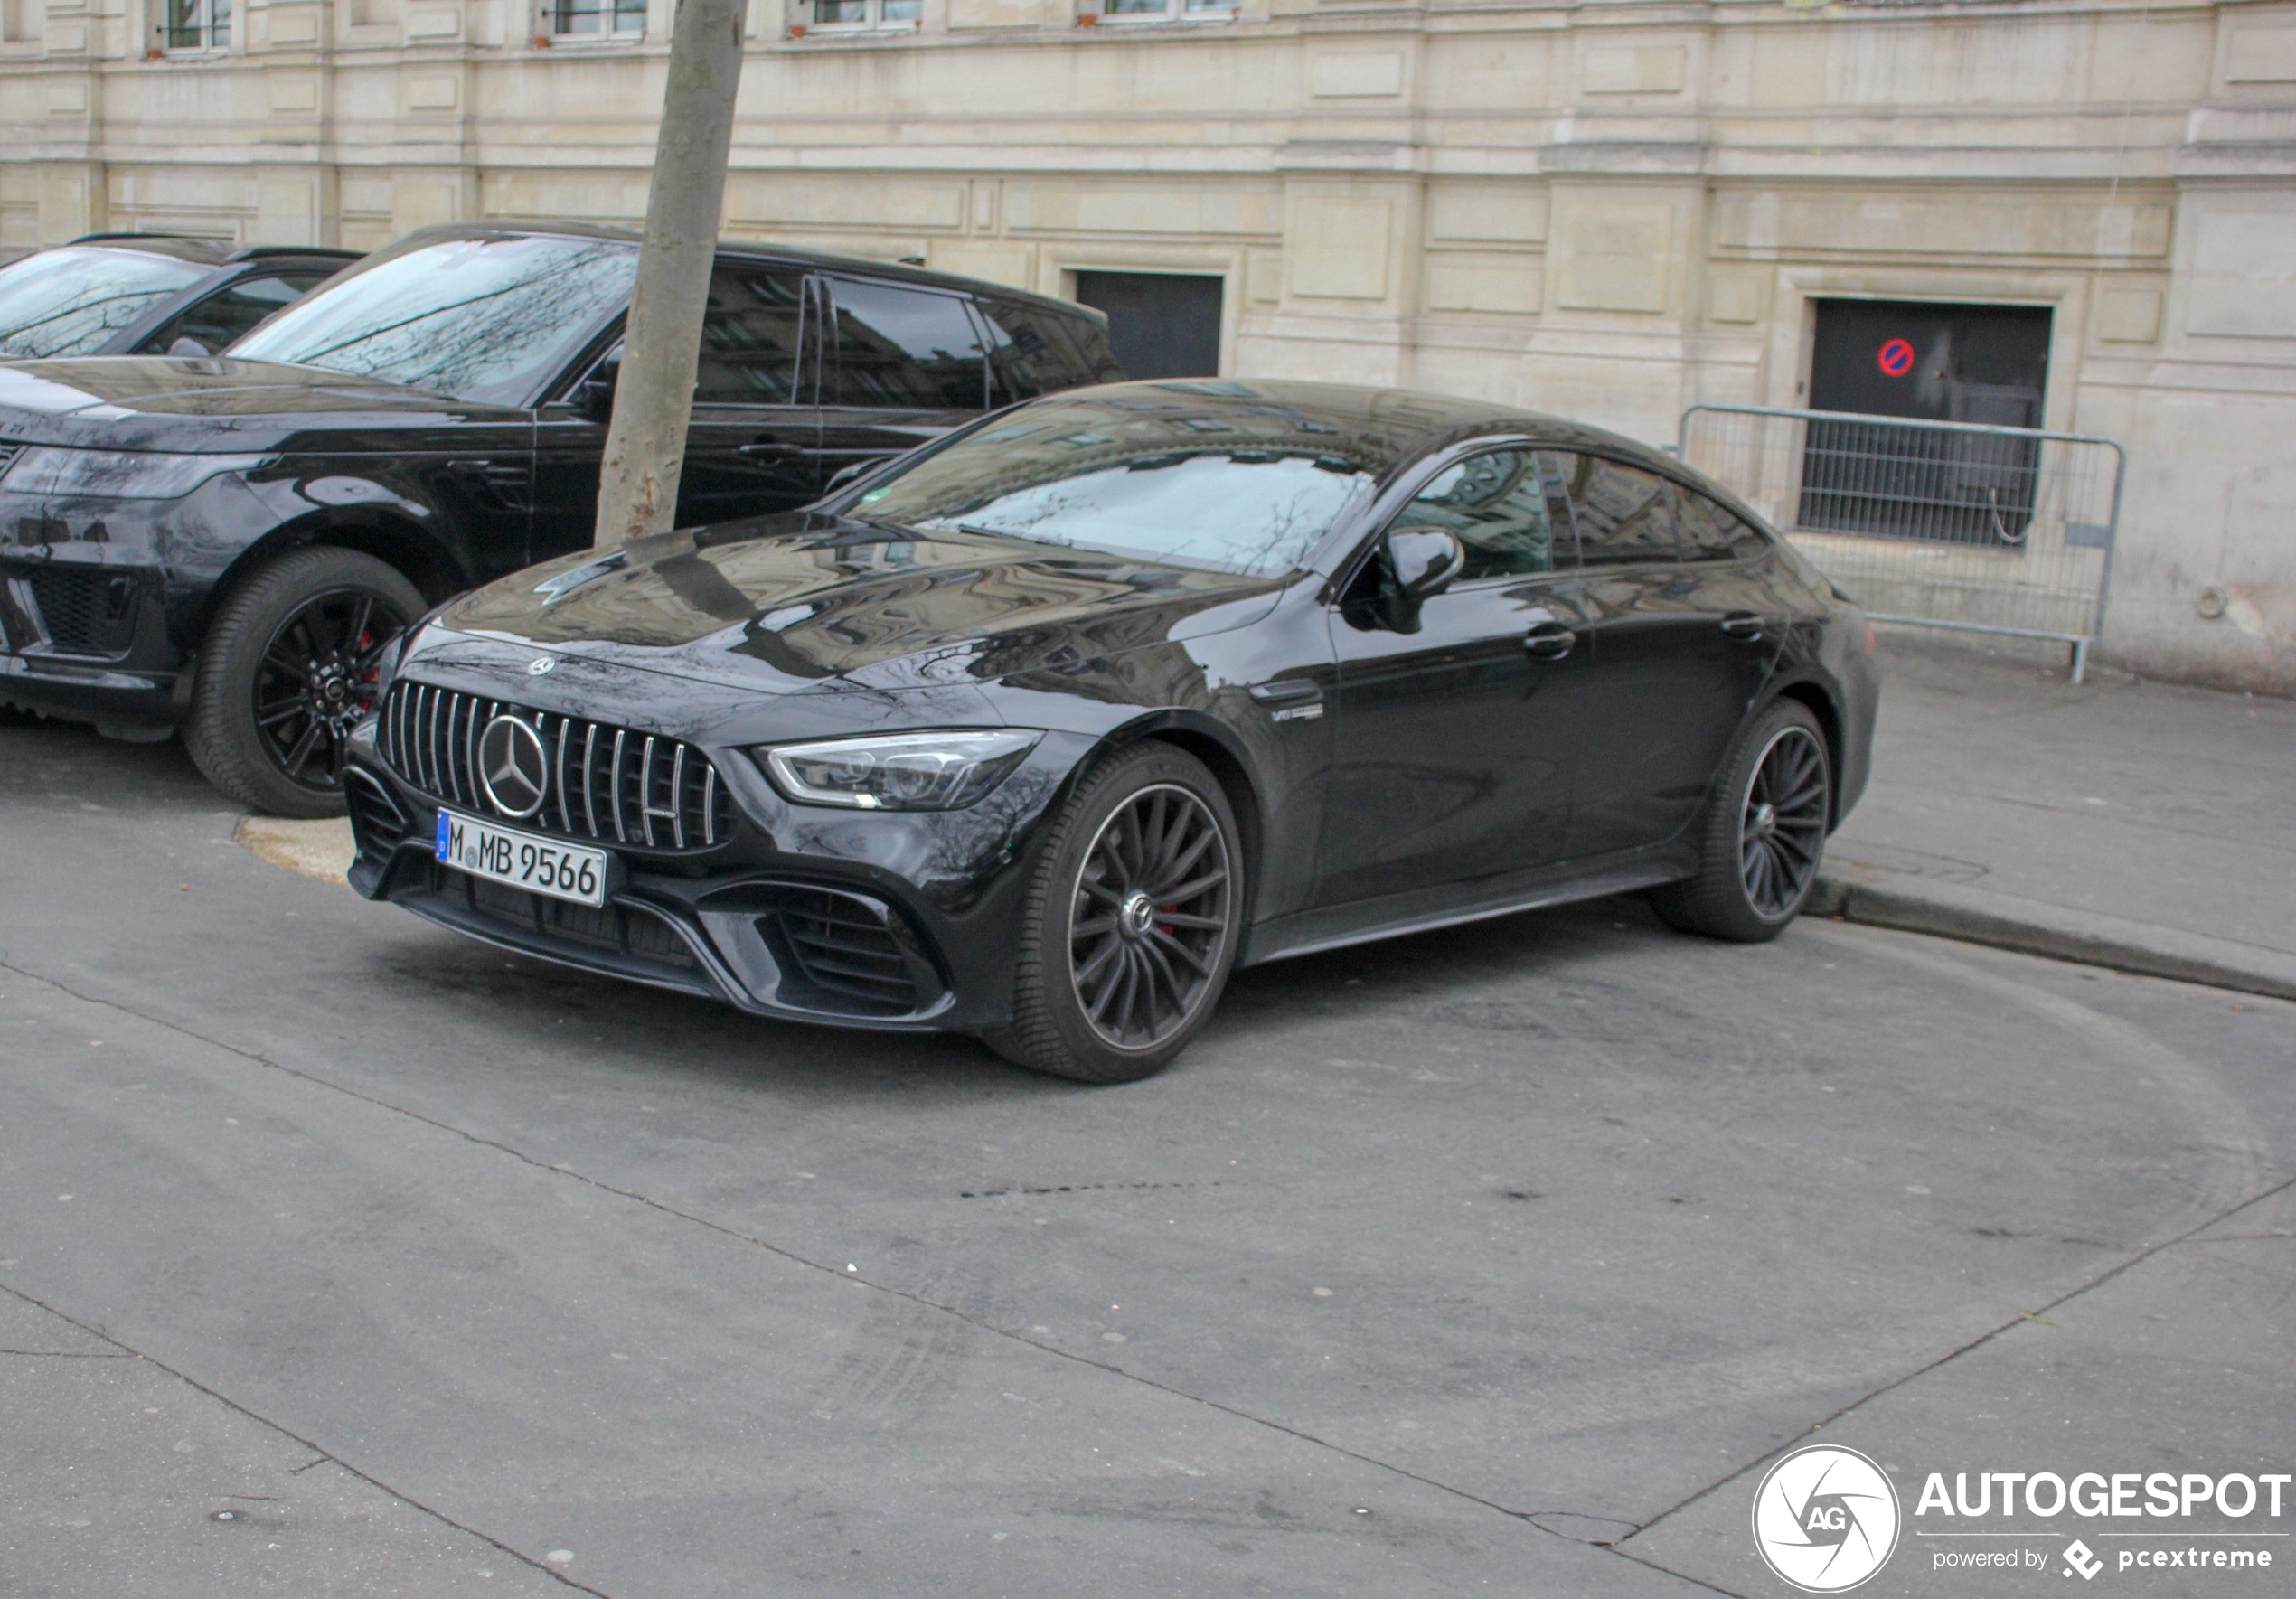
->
[
  {"left": 437, "top": 512, "right": 1288, "bottom": 694},
  {"left": 0, "top": 356, "right": 528, "bottom": 449}
]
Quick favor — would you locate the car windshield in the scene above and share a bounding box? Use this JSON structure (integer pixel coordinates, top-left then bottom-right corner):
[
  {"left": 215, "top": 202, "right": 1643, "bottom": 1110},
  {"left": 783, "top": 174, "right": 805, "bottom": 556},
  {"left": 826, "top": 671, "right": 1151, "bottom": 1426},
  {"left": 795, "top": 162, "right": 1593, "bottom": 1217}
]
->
[
  {"left": 853, "top": 393, "right": 1387, "bottom": 576},
  {"left": 0, "top": 247, "right": 211, "bottom": 360},
  {"left": 230, "top": 233, "right": 636, "bottom": 407}
]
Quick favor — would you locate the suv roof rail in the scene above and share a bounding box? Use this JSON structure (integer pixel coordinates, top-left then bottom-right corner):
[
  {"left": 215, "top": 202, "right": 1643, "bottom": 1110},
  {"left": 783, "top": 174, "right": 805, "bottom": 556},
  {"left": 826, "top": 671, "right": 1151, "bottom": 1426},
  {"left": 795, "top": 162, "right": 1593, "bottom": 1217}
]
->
[
  {"left": 69, "top": 231, "right": 212, "bottom": 245},
  {"left": 227, "top": 245, "right": 364, "bottom": 263}
]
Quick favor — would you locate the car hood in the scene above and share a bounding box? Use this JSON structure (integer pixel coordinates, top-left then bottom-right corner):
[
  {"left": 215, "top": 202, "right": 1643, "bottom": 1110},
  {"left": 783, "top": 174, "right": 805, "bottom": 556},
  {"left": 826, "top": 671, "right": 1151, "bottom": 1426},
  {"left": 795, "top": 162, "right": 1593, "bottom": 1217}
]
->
[
  {"left": 430, "top": 512, "right": 1289, "bottom": 698},
  {"left": 0, "top": 357, "right": 529, "bottom": 450}
]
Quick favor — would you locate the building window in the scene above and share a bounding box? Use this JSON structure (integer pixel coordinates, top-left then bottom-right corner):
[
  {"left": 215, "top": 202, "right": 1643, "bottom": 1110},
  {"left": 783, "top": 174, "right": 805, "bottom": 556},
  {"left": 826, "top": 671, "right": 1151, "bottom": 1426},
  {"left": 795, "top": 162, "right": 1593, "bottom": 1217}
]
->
[
  {"left": 159, "top": 0, "right": 230, "bottom": 50},
  {"left": 1098, "top": 0, "right": 1233, "bottom": 22},
  {"left": 810, "top": 0, "right": 918, "bottom": 29},
  {"left": 548, "top": 0, "right": 643, "bottom": 40}
]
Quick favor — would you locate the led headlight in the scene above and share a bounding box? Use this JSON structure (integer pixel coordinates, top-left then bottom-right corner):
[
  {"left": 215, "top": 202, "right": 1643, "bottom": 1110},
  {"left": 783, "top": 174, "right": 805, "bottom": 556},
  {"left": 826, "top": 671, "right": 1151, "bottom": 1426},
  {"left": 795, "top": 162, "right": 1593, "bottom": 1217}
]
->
[
  {"left": 756, "top": 729, "right": 1041, "bottom": 812},
  {"left": 0, "top": 447, "right": 265, "bottom": 500}
]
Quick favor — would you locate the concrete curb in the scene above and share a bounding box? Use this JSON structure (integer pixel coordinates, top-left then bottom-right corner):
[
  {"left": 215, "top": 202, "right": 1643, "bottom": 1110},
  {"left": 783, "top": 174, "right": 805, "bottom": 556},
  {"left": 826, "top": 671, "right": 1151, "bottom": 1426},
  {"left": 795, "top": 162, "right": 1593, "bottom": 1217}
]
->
[{"left": 1806, "top": 863, "right": 2296, "bottom": 1005}]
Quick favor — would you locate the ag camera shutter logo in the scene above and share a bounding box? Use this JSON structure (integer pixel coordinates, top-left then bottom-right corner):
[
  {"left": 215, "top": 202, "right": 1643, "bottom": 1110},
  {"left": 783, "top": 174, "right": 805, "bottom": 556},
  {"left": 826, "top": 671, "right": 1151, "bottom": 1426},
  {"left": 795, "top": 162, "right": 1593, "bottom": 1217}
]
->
[{"left": 1752, "top": 1445, "right": 1903, "bottom": 1592}]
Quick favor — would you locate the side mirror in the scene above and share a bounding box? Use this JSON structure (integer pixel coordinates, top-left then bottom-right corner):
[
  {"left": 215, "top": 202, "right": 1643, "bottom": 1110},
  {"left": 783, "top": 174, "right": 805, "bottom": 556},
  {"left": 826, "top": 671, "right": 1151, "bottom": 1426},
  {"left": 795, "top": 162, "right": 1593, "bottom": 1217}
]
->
[
  {"left": 1388, "top": 527, "right": 1466, "bottom": 603},
  {"left": 167, "top": 335, "right": 212, "bottom": 358},
  {"left": 574, "top": 354, "right": 620, "bottom": 423}
]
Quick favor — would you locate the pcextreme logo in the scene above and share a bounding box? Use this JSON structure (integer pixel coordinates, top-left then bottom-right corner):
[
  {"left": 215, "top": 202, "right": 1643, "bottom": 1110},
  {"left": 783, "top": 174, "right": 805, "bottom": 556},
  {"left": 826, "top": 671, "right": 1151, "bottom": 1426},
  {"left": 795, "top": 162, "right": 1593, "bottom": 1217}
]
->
[{"left": 1752, "top": 1445, "right": 1904, "bottom": 1592}]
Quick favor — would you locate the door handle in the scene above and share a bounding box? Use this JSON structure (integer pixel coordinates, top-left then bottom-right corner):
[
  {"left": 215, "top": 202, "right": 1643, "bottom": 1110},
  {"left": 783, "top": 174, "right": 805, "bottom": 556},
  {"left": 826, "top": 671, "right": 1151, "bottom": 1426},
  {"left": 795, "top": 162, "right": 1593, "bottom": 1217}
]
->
[
  {"left": 1719, "top": 611, "right": 1766, "bottom": 640},
  {"left": 1523, "top": 622, "right": 1576, "bottom": 660},
  {"left": 737, "top": 441, "right": 805, "bottom": 459}
]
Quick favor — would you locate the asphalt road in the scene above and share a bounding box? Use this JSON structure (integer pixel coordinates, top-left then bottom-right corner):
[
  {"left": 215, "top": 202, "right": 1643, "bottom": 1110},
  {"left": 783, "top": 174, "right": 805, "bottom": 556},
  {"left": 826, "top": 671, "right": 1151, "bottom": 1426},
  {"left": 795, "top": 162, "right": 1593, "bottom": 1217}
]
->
[{"left": 3, "top": 716, "right": 2291, "bottom": 1598}]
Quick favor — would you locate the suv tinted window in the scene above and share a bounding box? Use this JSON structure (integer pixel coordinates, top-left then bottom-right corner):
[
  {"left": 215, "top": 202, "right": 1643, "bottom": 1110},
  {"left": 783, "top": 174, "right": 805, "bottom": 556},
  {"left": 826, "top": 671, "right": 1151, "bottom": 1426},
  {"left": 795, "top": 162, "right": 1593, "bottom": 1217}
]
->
[
  {"left": 138, "top": 271, "right": 328, "bottom": 357},
  {"left": 695, "top": 265, "right": 809, "bottom": 404},
  {"left": 826, "top": 279, "right": 986, "bottom": 410},
  {"left": 1552, "top": 454, "right": 1679, "bottom": 564},
  {"left": 1392, "top": 448, "right": 1570, "bottom": 581},
  {"left": 1668, "top": 483, "right": 1771, "bottom": 561},
  {"left": 979, "top": 300, "right": 1099, "bottom": 402}
]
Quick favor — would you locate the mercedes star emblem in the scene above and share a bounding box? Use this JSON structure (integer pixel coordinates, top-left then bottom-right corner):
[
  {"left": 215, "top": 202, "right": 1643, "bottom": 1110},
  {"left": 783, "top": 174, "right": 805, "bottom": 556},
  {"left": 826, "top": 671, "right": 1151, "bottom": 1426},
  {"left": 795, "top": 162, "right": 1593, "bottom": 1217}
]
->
[
  {"left": 527, "top": 656, "right": 556, "bottom": 675},
  {"left": 477, "top": 715, "right": 550, "bottom": 819}
]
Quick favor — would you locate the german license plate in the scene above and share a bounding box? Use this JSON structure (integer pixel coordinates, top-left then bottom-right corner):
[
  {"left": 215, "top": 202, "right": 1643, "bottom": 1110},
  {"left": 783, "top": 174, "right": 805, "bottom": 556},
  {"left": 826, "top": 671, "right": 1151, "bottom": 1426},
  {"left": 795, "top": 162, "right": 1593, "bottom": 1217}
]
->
[{"left": 435, "top": 808, "right": 609, "bottom": 908}]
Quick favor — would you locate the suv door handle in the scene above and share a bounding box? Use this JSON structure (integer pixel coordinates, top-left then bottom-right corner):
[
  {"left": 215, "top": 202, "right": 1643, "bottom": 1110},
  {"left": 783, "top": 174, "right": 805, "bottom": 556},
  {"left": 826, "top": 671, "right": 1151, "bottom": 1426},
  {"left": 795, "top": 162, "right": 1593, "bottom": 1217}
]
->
[
  {"left": 737, "top": 441, "right": 805, "bottom": 459},
  {"left": 1719, "top": 611, "right": 1766, "bottom": 639},
  {"left": 1523, "top": 622, "right": 1576, "bottom": 660}
]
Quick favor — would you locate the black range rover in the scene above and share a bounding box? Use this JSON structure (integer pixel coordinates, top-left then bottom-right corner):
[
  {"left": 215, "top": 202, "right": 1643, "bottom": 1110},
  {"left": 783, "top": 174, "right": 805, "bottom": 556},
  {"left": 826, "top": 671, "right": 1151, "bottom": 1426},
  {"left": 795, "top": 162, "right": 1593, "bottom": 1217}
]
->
[{"left": 0, "top": 222, "right": 1119, "bottom": 814}]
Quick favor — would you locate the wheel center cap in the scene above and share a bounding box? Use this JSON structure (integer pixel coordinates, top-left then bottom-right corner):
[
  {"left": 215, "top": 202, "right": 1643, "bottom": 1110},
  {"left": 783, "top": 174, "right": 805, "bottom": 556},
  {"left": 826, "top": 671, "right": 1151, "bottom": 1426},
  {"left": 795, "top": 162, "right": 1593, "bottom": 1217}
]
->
[
  {"left": 1119, "top": 890, "right": 1156, "bottom": 939},
  {"left": 1751, "top": 801, "right": 1778, "bottom": 839}
]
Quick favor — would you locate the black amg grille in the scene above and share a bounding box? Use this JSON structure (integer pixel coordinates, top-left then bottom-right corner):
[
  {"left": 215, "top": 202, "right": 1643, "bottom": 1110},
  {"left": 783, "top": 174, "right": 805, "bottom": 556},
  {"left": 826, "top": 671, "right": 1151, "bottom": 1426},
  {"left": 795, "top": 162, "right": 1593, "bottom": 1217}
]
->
[
  {"left": 27, "top": 567, "right": 130, "bottom": 654},
  {"left": 757, "top": 886, "right": 939, "bottom": 1017},
  {"left": 379, "top": 680, "right": 734, "bottom": 851},
  {"left": 461, "top": 875, "right": 701, "bottom": 971}
]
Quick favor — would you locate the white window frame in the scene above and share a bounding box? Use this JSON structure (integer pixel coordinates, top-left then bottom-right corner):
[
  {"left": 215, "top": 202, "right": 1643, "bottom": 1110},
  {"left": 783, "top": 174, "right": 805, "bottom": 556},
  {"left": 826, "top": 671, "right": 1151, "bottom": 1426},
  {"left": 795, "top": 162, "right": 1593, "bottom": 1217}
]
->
[
  {"left": 804, "top": 0, "right": 918, "bottom": 34},
  {"left": 155, "top": 0, "right": 232, "bottom": 55},
  {"left": 1093, "top": 0, "right": 1235, "bottom": 24},
  {"left": 540, "top": 0, "right": 645, "bottom": 44}
]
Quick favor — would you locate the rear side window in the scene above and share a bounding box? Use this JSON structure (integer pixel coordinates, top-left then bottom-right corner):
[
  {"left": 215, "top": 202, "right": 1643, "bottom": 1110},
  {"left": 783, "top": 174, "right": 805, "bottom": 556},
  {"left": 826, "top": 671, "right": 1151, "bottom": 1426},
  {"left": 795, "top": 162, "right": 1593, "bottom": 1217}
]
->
[
  {"left": 825, "top": 279, "right": 986, "bottom": 410},
  {"left": 695, "top": 265, "right": 809, "bottom": 404},
  {"left": 1669, "top": 483, "right": 1772, "bottom": 561},
  {"left": 978, "top": 300, "right": 1109, "bottom": 402},
  {"left": 136, "top": 271, "right": 329, "bottom": 357},
  {"left": 1552, "top": 454, "right": 1679, "bottom": 565}
]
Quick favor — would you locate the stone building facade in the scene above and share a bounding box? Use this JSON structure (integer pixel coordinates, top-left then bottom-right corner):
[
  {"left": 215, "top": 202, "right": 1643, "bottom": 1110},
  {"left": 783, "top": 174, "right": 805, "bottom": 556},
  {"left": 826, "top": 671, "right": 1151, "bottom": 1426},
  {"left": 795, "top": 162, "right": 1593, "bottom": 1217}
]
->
[{"left": 4, "top": 0, "right": 2292, "bottom": 689}]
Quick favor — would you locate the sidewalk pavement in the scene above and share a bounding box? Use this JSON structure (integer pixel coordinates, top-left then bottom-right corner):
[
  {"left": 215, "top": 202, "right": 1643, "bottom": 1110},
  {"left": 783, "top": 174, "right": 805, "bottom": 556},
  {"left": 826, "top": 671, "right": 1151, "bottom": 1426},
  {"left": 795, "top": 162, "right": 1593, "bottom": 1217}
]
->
[{"left": 1812, "top": 628, "right": 2296, "bottom": 1002}]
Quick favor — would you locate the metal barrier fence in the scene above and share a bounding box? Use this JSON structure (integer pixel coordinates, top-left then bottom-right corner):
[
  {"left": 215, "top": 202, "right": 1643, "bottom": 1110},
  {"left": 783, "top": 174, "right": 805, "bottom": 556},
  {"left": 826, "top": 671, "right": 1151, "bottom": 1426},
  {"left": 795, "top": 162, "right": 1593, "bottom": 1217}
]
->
[{"left": 1675, "top": 404, "right": 2125, "bottom": 682}]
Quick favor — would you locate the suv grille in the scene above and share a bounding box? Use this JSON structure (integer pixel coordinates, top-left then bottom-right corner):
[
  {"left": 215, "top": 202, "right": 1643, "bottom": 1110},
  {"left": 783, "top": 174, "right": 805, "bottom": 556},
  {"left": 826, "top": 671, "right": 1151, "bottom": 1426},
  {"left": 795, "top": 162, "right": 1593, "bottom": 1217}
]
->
[{"left": 378, "top": 680, "right": 735, "bottom": 851}]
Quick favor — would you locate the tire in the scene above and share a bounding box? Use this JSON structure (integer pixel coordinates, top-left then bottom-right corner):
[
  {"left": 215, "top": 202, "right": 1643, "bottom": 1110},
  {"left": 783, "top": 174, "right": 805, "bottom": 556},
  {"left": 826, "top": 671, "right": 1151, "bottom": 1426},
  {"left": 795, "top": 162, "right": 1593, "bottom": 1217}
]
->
[
  {"left": 183, "top": 546, "right": 424, "bottom": 818},
  {"left": 1648, "top": 699, "right": 1831, "bottom": 944},
  {"left": 988, "top": 742, "right": 1246, "bottom": 1085}
]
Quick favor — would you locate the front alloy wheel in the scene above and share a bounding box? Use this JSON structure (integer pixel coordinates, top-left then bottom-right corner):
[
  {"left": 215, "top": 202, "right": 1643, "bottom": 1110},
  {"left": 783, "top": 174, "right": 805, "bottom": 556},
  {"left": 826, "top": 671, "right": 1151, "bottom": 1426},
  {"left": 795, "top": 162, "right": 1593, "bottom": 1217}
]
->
[
  {"left": 184, "top": 546, "right": 424, "bottom": 817},
  {"left": 1068, "top": 783, "right": 1233, "bottom": 1051},
  {"left": 993, "top": 743, "right": 1244, "bottom": 1084}
]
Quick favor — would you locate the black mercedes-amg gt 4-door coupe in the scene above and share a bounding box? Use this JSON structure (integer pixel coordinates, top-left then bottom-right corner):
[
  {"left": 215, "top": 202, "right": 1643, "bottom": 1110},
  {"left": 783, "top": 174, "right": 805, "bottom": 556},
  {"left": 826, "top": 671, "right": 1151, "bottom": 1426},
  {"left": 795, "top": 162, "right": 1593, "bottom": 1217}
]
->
[
  {"left": 0, "top": 222, "right": 1119, "bottom": 814},
  {"left": 343, "top": 380, "right": 1880, "bottom": 1084}
]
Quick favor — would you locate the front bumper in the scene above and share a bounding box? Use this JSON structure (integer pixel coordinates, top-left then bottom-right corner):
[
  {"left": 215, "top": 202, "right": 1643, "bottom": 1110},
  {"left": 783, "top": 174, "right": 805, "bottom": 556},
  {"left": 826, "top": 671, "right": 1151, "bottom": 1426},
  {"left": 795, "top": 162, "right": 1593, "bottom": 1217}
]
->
[{"left": 341, "top": 720, "right": 1079, "bottom": 1038}]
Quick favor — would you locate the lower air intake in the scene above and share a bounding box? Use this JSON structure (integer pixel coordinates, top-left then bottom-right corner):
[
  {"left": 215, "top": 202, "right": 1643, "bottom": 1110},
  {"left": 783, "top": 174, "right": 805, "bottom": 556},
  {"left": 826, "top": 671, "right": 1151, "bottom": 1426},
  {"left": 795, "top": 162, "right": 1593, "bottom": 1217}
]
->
[{"left": 757, "top": 887, "right": 943, "bottom": 1019}]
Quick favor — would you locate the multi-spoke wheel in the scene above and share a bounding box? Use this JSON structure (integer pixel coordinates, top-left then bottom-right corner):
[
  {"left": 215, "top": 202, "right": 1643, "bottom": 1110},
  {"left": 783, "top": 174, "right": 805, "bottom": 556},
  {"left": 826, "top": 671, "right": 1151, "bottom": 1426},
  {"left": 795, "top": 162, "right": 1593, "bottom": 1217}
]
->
[
  {"left": 183, "top": 546, "right": 423, "bottom": 818},
  {"left": 1649, "top": 699, "right": 1833, "bottom": 943},
  {"left": 992, "top": 743, "right": 1244, "bottom": 1083}
]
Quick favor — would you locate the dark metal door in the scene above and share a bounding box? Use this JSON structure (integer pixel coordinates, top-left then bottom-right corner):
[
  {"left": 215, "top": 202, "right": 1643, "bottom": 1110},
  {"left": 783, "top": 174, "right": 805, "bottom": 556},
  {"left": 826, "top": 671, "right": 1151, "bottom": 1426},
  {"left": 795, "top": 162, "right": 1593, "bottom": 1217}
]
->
[
  {"left": 673, "top": 264, "right": 823, "bottom": 529},
  {"left": 1803, "top": 299, "right": 2051, "bottom": 546},
  {"left": 1072, "top": 271, "right": 1221, "bottom": 381}
]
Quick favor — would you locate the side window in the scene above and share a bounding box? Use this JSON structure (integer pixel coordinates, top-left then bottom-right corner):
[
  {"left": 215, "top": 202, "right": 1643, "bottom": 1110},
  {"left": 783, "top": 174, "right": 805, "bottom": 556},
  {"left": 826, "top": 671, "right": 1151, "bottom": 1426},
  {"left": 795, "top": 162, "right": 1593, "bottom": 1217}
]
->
[
  {"left": 1392, "top": 448, "right": 1567, "bottom": 582},
  {"left": 1552, "top": 453, "right": 1680, "bottom": 565},
  {"left": 978, "top": 300, "right": 1097, "bottom": 403},
  {"left": 133, "top": 272, "right": 325, "bottom": 357},
  {"left": 826, "top": 279, "right": 987, "bottom": 410},
  {"left": 1669, "top": 483, "right": 1772, "bottom": 561},
  {"left": 694, "top": 266, "right": 808, "bottom": 405}
]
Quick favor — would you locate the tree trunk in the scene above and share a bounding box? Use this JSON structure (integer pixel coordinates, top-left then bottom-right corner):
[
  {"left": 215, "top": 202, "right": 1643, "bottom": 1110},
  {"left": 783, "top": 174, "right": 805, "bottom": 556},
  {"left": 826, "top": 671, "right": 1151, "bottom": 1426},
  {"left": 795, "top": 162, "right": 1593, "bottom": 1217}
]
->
[{"left": 591, "top": 0, "right": 746, "bottom": 549}]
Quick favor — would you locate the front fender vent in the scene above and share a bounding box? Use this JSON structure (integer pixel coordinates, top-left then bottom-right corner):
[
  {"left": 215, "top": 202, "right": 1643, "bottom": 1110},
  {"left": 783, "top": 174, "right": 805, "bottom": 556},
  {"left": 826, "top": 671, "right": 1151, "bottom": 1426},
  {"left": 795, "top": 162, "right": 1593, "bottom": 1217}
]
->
[{"left": 378, "top": 680, "right": 735, "bottom": 853}]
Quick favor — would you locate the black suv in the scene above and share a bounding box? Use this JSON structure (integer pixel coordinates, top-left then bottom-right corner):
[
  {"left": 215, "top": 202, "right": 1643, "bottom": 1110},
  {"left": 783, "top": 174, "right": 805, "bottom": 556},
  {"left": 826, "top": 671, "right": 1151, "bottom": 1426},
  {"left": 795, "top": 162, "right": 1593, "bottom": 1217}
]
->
[
  {"left": 0, "top": 234, "right": 358, "bottom": 361},
  {"left": 0, "top": 223, "right": 1121, "bottom": 814}
]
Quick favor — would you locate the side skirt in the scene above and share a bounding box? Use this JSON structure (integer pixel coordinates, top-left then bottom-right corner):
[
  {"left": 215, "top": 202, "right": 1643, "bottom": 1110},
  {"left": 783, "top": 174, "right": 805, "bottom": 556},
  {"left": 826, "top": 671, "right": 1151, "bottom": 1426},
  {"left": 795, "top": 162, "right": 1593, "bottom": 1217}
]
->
[{"left": 1239, "top": 845, "right": 1696, "bottom": 967}]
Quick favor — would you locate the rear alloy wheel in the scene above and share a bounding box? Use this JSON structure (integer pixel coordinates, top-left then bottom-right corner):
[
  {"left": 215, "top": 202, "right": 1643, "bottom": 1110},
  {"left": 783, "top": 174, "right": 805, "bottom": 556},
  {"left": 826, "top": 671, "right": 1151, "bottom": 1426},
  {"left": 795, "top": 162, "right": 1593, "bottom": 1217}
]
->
[
  {"left": 991, "top": 743, "right": 1244, "bottom": 1084},
  {"left": 183, "top": 546, "right": 423, "bottom": 818},
  {"left": 1649, "top": 700, "right": 1831, "bottom": 943}
]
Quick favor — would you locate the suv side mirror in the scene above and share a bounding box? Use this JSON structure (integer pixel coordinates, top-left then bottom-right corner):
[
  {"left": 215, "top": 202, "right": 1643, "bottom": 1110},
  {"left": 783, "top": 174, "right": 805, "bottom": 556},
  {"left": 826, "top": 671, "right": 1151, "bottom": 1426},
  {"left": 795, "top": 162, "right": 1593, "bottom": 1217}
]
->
[{"left": 575, "top": 354, "right": 621, "bottom": 423}]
